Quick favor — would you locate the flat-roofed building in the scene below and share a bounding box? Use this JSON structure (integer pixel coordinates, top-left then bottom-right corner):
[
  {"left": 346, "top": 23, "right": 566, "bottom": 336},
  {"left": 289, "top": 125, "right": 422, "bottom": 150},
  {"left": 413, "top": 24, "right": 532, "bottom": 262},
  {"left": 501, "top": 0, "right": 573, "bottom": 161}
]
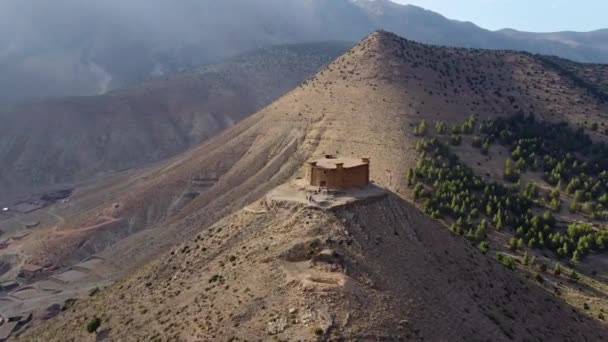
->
[
  {"left": 20, "top": 263, "right": 43, "bottom": 280},
  {"left": 306, "top": 155, "right": 370, "bottom": 190}
]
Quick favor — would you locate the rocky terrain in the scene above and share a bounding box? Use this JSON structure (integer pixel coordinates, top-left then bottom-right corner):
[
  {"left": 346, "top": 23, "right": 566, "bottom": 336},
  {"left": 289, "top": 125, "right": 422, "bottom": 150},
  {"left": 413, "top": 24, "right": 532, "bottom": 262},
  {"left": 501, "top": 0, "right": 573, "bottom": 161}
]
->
[
  {"left": 9, "top": 31, "right": 608, "bottom": 340},
  {"left": 22, "top": 193, "right": 608, "bottom": 341}
]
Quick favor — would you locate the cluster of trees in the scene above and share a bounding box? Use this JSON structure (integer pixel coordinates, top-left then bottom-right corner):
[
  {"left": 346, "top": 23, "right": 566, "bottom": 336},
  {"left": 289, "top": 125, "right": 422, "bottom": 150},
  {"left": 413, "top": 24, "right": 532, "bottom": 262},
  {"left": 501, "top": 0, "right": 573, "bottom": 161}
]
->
[
  {"left": 432, "top": 115, "right": 477, "bottom": 136},
  {"left": 475, "top": 114, "right": 608, "bottom": 219},
  {"left": 409, "top": 137, "right": 608, "bottom": 263}
]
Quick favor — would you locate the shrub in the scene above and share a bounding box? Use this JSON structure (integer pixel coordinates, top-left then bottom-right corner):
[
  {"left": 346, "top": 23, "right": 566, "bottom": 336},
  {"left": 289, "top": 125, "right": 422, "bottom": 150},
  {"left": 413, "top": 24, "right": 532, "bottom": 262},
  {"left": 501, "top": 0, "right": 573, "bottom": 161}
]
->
[
  {"left": 496, "top": 253, "right": 516, "bottom": 270},
  {"left": 478, "top": 241, "right": 490, "bottom": 254},
  {"left": 508, "top": 238, "right": 518, "bottom": 252},
  {"left": 569, "top": 270, "right": 580, "bottom": 282},
  {"left": 449, "top": 134, "right": 462, "bottom": 146},
  {"left": 522, "top": 251, "right": 531, "bottom": 266},
  {"left": 554, "top": 263, "right": 562, "bottom": 276},
  {"left": 86, "top": 317, "right": 101, "bottom": 333}
]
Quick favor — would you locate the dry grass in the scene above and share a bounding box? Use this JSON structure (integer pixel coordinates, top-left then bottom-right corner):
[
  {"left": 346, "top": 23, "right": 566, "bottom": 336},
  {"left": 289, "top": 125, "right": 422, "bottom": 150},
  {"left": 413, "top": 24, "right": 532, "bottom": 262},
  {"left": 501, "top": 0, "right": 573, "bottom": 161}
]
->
[{"left": 21, "top": 194, "right": 608, "bottom": 341}]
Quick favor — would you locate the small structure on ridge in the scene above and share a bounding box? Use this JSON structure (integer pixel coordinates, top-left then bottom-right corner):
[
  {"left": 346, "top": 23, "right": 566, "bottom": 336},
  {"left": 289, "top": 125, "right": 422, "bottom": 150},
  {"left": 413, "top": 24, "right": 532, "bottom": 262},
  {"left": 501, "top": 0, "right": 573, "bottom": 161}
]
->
[{"left": 306, "top": 155, "right": 370, "bottom": 190}]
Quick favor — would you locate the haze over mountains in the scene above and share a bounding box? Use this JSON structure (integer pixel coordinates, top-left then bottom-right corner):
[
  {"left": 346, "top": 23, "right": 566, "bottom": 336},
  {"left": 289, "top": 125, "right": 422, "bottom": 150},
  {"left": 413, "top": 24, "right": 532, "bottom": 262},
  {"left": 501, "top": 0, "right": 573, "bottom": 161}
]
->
[
  {"left": 1, "top": 0, "right": 607, "bottom": 106},
  {"left": 0, "top": 42, "right": 350, "bottom": 203}
]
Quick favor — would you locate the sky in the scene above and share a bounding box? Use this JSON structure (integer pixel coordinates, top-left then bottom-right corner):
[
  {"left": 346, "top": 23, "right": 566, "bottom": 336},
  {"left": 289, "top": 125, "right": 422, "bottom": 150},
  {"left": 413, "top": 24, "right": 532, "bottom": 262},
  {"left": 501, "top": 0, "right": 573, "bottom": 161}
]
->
[{"left": 393, "top": 0, "right": 608, "bottom": 32}]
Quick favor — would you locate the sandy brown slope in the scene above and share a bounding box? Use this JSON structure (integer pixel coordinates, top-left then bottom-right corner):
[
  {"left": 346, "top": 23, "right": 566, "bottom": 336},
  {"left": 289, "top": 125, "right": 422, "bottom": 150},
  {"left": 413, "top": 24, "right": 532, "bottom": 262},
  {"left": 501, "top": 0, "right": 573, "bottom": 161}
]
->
[
  {"left": 22, "top": 192, "right": 608, "bottom": 341},
  {"left": 0, "top": 42, "right": 351, "bottom": 204},
  {"left": 21, "top": 29, "right": 608, "bottom": 274}
]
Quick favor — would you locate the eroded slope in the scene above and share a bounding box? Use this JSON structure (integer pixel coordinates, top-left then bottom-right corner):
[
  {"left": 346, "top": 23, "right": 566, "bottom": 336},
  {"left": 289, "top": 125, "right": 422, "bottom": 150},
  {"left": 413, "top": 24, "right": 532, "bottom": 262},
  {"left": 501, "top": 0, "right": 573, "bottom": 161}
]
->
[{"left": 22, "top": 193, "right": 608, "bottom": 341}]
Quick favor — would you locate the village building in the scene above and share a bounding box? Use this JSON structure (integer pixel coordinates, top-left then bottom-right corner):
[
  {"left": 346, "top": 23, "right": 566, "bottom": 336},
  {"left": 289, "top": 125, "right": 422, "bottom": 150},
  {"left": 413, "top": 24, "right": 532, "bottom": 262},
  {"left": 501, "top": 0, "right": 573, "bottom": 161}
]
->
[
  {"left": 0, "top": 312, "right": 31, "bottom": 342},
  {"left": 19, "top": 264, "right": 44, "bottom": 280},
  {"left": 306, "top": 155, "right": 370, "bottom": 190},
  {"left": 0, "top": 281, "right": 18, "bottom": 292}
]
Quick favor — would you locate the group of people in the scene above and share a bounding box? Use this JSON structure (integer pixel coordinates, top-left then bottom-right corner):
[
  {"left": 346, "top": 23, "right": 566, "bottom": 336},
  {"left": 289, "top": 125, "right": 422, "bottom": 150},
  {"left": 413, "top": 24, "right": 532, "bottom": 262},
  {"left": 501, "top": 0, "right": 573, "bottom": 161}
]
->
[{"left": 305, "top": 186, "right": 328, "bottom": 203}]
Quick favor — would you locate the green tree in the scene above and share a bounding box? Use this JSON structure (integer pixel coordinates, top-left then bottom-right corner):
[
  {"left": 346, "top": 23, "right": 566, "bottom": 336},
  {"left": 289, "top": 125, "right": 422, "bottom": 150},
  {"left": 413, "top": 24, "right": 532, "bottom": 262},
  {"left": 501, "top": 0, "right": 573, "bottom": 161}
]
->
[
  {"left": 479, "top": 241, "right": 490, "bottom": 254},
  {"left": 522, "top": 251, "right": 531, "bottom": 266},
  {"left": 508, "top": 237, "right": 518, "bottom": 252},
  {"left": 449, "top": 134, "right": 462, "bottom": 146},
  {"left": 549, "top": 197, "right": 561, "bottom": 212},
  {"left": 475, "top": 219, "right": 488, "bottom": 241},
  {"left": 435, "top": 120, "right": 446, "bottom": 134},
  {"left": 86, "top": 317, "right": 101, "bottom": 334},
  {"left": 504, "top": 158, "right": 520, "bottom": 182},
  {"left": 481, "top": 141, "right": 490, "bottom": 155},
  {"left": 571, "top": 250, "right": 581, "bottom": 264},
  {"left": 414, "top": 120, "right": 428, "bottom": 136},
  {"left": 407, "top": 168, "right": 415, "bottom": 187},
  {"left": 569, "top": 270, "right": 580, "bottom": 282}
]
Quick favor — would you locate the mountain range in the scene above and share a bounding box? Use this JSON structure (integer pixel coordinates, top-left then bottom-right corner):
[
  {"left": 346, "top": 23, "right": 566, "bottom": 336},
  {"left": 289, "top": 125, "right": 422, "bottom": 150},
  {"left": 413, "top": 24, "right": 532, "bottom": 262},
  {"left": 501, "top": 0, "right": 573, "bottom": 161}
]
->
[
  {"left": 0, "top": 41, "right": 351, "bottom": 204},
  {"left": 1, "top": 0, "right": 607, "bottom": 106}
]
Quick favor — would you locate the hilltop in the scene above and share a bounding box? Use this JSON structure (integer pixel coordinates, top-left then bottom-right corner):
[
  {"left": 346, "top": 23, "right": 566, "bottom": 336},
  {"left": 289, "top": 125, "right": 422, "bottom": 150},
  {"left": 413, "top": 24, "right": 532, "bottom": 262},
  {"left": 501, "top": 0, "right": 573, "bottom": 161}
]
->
[{"left": 8, "top": 31, "right": 608, "bottom": 340}]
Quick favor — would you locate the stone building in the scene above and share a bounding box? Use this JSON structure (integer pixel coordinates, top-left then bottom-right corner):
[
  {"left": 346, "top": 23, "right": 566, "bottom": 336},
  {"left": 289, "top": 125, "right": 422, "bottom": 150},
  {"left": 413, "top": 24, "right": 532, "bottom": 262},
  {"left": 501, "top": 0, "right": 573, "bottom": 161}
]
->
[
  {"left": 19, "top": 263, "right": 43, "bottom": 280},
  {"left": 306, "top": 156, "right": 370, "bottom": 190}
]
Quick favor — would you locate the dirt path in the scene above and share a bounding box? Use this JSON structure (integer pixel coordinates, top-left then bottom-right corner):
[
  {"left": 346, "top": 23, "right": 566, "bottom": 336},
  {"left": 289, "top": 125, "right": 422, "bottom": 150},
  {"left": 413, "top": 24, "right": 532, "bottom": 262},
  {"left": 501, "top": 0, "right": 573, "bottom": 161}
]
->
[
  {"left": 46, "top": 207, "right": 121, "bottom": 236},
  {"left": 47, "top": 209, "right": 66, "bottom": 230},
  {"left": 53, "top": 217, "right": 122, "bottom": 236}
]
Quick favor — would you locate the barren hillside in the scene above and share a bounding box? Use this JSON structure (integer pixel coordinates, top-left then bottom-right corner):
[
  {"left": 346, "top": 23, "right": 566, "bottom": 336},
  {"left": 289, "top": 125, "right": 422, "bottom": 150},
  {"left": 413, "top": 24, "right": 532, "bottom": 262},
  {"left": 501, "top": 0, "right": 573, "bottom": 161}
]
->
[
  {"left": 9, "top": 31, "right": 608, "bottom": 340},
  {"left": 23, "top": 193, "right": 608, "bottom": 341},
  {"left": 0, "top": 42, "right": 351, "bottom": 204}
]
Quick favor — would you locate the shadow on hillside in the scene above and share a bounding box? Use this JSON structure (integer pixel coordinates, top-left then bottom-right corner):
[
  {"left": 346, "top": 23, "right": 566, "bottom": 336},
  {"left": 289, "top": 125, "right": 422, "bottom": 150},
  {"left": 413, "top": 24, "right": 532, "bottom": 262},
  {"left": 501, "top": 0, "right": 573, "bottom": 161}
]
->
[{"left": 381, "top": 190, "right": 608, "bottom": 339}]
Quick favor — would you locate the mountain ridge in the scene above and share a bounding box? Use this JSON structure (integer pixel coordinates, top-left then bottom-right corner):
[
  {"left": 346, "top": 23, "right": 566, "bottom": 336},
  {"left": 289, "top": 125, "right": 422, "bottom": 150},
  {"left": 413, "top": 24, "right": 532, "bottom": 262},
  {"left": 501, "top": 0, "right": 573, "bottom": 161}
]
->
[
  {"left": 0, "top": 41, "right": 352, "bottom": 205},
  {"left": 1, "top": 0, "right": 607, "bottom": 106}
]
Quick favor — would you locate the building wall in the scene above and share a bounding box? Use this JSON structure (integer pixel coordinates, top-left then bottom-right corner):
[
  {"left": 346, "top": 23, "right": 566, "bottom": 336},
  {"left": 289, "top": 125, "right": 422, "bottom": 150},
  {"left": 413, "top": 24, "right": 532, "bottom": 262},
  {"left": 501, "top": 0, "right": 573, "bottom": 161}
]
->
[{"left": 308, "top": 164, "right": 369, "bottom": 190}]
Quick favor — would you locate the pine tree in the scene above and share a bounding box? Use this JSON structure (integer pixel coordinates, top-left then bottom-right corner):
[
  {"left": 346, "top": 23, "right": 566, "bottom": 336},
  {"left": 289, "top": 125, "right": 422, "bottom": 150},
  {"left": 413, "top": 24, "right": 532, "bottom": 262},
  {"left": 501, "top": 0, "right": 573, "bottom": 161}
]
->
[
  {"left": 522, "top": 251, "right": 530, "bottom": 266},
  {"left": 478, "top": 241, "right": 490, "bottom": 254},
  {"left": 407, "top": 168, "right": 415, "bottom": 187},
  {"left": 481, "top": 141, "right": 490, "bottom": 155},
  {"left": 504, "top": 158, "right": 519, "bottom": 182},
  {"left": 475, "top": 219, "right": 488, "bottom": 241},
  {"left": 508, "top": 237, "right": 518, "bottom": 252},
  {"left": 554, "top": 263, "right": 562, "bottom": 276},
  {"left": 435, "top": 120, "right": 446, "bottom": 134},
  {"left": 569, "top": 270, "right": 580, "bottom": 282},
  {"left": 570, "top": 250, "right": 581, "bottom": 264},
  {"left": 414, "top": 120, "right": 427, "bottom": 136}
]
